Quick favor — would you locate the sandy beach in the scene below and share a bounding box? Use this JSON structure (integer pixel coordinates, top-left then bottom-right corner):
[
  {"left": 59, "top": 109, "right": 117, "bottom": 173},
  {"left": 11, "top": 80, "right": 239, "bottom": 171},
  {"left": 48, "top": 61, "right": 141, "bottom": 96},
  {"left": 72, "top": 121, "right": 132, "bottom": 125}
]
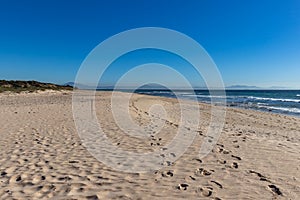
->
[{"left": 0, "top": 91, "right": 299, "bottom": 199}]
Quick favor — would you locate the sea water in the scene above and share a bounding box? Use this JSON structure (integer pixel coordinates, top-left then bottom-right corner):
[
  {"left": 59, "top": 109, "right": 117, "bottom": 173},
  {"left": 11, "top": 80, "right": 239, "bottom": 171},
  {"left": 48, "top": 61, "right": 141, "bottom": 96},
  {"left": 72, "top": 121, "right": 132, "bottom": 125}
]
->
[{"left": 134, "top": 89, "right": 300, "bottom": 117}]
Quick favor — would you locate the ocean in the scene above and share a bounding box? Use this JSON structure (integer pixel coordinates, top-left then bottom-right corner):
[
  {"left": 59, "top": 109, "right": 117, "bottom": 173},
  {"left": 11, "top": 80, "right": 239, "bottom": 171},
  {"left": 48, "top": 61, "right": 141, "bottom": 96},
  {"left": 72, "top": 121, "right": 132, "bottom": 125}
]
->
[{"left": 133, "top": 89, "right": 300, "bottom": 117}]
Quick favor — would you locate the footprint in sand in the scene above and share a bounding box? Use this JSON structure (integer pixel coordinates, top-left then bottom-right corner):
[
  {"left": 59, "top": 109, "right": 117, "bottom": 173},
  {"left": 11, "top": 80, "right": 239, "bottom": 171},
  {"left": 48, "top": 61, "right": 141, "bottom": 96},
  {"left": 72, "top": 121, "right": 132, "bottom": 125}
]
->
[
  {"left": 231, "top": 155, "right": 242, "bottom": 160},
  {"left": 195, "top": 168, "right": 213, "bottom": 176},
  {"left": 197, "top": 130, "right": 203, "bottom": 136},
  {"left": 211, "top": 180, "right": 223, "bottom": 189},
  {"left": 197, "top": 186, "right": 213, "bottom": 197},
  {"left": 1, "top": 171, "right": 7, "bottom": 176},
  {"left": 161, "top": 161, "right": 174, "bottom": 166},
  {"left": 249, "top": 170, "right": 270, "bottom": 182},
  {"left": 161, "top": 170, "right": 174, "bottom": 178},
  {"left": 217, "top": 159, "right": 226, "bottom": 164},
  {"left": 231, "top": 162, "right": 239, "bottom": 169},
  {"left": 217, "top": 147, "right": 230, "bottom": 154},
  {"left": 177, "top": 183, "right": 189, "bottom": 191},
  {"left": 9, "top": 174, "right": 22, "bottom": 183},
  {"left": 216, "top": 144, "right": 224, "bottom": 147},
  {"left": 268, "top": 184, "right": 282, "bottom": 196},
  {"left": 192, "top": 158, "right": 202, "bottom": 163}
]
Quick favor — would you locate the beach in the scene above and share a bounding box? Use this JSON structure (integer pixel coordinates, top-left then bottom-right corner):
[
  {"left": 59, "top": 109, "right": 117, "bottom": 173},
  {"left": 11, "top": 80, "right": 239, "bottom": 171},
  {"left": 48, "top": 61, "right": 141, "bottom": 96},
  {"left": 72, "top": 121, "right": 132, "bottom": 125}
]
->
[{"left": 0, "top": 91, "right": 299, "bottom": 199}]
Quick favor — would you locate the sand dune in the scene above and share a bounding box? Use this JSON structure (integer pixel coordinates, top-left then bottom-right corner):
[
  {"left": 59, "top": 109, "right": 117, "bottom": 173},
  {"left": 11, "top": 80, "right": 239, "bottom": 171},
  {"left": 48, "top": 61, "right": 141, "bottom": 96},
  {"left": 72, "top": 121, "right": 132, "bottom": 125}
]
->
[{"left": 0, "top": 91, "right": 299, "bottom": 199}]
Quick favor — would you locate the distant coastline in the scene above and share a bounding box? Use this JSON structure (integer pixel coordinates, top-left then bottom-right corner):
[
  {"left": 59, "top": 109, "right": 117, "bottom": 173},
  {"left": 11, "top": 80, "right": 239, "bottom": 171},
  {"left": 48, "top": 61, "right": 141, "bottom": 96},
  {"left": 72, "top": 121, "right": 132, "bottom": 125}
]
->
[{"left": 67, "top": 82, "right": 299, "bottom": 90}]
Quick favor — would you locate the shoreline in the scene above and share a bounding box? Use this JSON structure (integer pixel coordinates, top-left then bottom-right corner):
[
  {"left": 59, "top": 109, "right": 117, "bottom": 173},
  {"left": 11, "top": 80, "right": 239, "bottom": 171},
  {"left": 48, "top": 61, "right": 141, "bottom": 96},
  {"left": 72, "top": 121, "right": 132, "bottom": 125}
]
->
[
  {"left": 2, "top": 88, "right": 300, "bottom": 120},
  {"left": 95, "top": 89, "right": 300, "bottom": 119},
  {"left": 130, "top": 90, "right": 300, "bottom": 119}
]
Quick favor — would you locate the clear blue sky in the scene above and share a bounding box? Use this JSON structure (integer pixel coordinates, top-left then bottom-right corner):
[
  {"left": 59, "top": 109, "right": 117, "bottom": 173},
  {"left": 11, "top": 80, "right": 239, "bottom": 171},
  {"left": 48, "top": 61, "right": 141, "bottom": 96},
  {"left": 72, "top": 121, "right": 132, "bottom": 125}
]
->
[{"left": 0, "top": 0, "right": 299, "bottom": 88}]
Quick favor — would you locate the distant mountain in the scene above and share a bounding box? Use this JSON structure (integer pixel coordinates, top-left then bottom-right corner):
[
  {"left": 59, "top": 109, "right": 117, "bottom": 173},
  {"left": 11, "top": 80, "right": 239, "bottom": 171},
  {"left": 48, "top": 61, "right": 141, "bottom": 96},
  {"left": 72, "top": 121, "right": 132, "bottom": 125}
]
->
[
  {"left": 64, "top": 82, "right": 75, "bottom": 87},
  {"left": 137, "top": 83, "right": 169, "bottom": 90},
  {"left": 65, "top": 82, "right": 115, "bottom": 89},
  {"left": 64, "top": 82, "right": 93, "bottom": 89},
  {"left": 226, "top": 85, "right": 293, "bottom": 90},
  {"left": 67, "top": 82, "right": 176, "bottom": 90},
  {"left": 0, "top": 80, "right": 73, "bottom": 93},
  {"left": 268, "top": 86, "right": 289, "bottom": 89},
  {"left": 226, "top": 85, "right": 261, "bottom": 89}
]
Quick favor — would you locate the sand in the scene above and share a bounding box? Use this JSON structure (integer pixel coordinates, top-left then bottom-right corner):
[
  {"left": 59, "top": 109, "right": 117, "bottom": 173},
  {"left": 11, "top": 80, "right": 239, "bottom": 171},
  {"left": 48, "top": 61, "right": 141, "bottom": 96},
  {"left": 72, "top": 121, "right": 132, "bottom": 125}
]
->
[{"left": 0, "top": 90, "right": 299, "bottom": 199}]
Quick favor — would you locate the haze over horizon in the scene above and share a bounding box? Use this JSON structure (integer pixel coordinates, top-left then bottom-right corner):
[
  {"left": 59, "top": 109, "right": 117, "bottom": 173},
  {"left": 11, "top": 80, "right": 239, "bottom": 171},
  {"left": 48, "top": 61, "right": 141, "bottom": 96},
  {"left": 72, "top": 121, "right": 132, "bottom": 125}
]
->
[{"left": 1, "top": 0, "right": 300, "bottom": 89}]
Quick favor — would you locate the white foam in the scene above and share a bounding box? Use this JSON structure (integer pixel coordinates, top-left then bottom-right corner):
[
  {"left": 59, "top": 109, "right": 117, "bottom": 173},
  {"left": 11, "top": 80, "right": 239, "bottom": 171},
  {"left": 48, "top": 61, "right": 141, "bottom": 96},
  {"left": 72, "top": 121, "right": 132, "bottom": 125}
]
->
[
  {"left": 257, "top": 102, "right": 267, "bottom": 105},
  {"left": 248, "top": 96, "right": 300, "bottom": 103},
  {"left": 177, "top": 92, "right": 200, "bottom": 96},
  {"left": 257, "top": 105, "right": 300, "bottom": 113},
  {"left": 181, "top": 94, "right": 226, "bottom": 99}
]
